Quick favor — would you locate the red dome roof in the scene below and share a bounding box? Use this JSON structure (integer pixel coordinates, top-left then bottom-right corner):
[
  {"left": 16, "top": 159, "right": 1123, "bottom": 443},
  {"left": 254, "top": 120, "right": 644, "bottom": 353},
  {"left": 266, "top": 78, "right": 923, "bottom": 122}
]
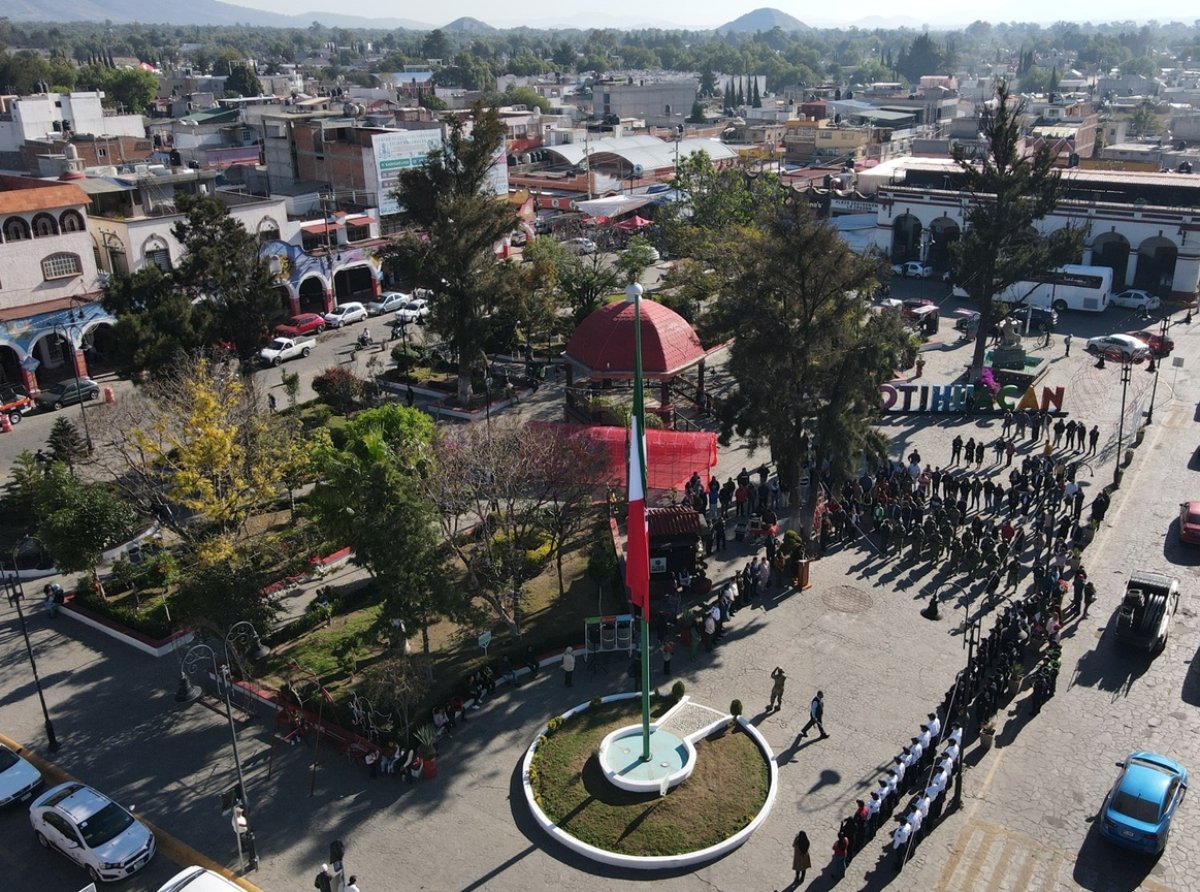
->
[{"left": 564, "top": 297, "right": 705, "bottom": 377}]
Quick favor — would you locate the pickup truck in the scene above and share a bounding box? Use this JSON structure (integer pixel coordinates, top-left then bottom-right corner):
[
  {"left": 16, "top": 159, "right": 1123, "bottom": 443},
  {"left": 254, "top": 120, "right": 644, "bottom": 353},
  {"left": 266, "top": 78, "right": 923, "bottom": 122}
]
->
[
  {"left": 1114, "top": 570, "right": 1180, "bottom": 653},
  {"left": 259, "top": 336, "right": 314, "bottom": 366},
  {"left": 1, "top": 384, "right": 34, "bottom": 425}
]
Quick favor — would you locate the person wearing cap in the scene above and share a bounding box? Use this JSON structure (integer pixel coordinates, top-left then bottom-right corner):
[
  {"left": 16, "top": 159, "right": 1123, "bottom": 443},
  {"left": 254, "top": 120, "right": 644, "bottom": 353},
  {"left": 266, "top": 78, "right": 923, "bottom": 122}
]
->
[
  {"left": 946, "top": 724, "right": 963, "bottom": 748},
  {"left": 912, "top": 792, "right": 932, "bottom": 840},
  {"left": 893, "top": 754, "right": 907, "bottom": 791},
  {"left": 926, "top": 711, "right": 942, "bottom": 742},
  {"left": 891, "top": 813, "right": 913, "bottom": 871},
  {"left": 866, "top": 790, "right": 882, "bottom": 832}
]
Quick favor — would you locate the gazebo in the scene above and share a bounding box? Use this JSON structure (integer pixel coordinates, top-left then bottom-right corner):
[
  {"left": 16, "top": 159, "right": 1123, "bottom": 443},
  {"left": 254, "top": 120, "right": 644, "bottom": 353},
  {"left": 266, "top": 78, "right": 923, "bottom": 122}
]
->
[{"left": 562, "top": 284, "right": 709, "bottom": 424}]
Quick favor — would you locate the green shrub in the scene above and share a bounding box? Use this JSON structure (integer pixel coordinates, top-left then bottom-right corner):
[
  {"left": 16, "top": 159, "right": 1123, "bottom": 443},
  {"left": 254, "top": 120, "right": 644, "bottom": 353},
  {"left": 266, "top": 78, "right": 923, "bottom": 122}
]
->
[
  {"left": 589, "top": 696, "right": 603, "bottom": 709},
  {"left": 312, "top": 366, "right": 364, "bottom": 414},
  {"left": 545, "top": 716, "right": 565, "bottom": 736},
  {"left": 670, "top": 680, "right": 686, "bottom": 703},
  {"left": 729, "top": 699, "right": 743, "bottom": 718}
]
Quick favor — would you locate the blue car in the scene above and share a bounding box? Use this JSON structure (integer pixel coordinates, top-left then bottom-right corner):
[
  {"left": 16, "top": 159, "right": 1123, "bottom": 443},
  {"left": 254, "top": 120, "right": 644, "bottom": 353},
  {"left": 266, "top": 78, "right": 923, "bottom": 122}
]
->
[{"left": 1100, "top": 751, "right": 1188, "bottom": 853}]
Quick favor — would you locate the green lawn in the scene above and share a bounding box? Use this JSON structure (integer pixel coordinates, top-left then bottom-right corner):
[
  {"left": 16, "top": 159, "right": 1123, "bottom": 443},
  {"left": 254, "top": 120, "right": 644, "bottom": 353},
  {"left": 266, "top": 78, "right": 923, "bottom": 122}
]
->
[{"left": 530, "top": 700, "right": 770, "bottom": 857}]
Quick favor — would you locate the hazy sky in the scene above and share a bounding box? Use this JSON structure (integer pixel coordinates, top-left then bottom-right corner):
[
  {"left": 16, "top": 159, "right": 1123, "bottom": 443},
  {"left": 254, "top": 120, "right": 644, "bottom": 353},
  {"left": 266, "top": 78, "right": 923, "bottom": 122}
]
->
[{"left": 226, "top": 0, "right": 1194, "bottom": 31}]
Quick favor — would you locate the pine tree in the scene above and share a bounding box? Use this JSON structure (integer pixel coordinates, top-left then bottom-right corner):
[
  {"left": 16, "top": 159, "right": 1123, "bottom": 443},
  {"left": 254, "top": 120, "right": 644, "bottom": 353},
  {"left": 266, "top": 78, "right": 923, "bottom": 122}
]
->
[
  {"left": 46, "top": 417, "right": 88, "bottom": 473},
  {"left": 751, "top": 78, "right": 762, "bottom": 108},
  {"left": 737, "top": 78, "right": 745, "bottom": 106}
]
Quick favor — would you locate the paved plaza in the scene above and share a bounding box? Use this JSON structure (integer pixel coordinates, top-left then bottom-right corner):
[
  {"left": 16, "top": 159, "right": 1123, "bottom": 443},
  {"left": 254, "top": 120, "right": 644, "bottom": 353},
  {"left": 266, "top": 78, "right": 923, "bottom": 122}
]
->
[{"left": 2, "top": 291, "right": 1200, "bottom": 892}]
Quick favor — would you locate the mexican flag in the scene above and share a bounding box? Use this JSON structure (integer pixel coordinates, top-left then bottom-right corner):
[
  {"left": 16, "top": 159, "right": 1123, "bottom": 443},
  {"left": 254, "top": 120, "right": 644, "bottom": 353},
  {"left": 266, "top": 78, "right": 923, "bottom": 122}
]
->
[{"left": 626, "top": 408, "right": 649, "bottom": 618}]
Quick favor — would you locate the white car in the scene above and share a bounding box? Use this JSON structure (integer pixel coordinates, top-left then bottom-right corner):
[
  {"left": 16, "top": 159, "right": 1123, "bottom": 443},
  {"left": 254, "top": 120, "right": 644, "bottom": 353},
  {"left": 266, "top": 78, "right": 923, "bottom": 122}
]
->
[
  {"left": 1086, "top": 333, "right": 1151, "bottom": 362},
  {"left": 323, "top": 302, "right": 368, "bottom": 328},
  {"left": 1111, "top": 289, "right": 1161, "bottom": 311},
  {"left": 564, "top": 237, "right": 598, "bottom": 255},
  {"left": 891, "top": 261, "right": 933, "bottom": 279},
  {"left": 30, "top": 782, "right": 156, "bottom": 884},
  {"left": 0, "top": 744, "right": 42, "bottom": 806},
  {"left": 366, "top": 292, "right": 410, "bottom": 316},
  {"left": 394, "top": 297, "right": 430, "bottom": 323},
  {"left": 156, "top": 865, "right": 243, "bottom": 891}
]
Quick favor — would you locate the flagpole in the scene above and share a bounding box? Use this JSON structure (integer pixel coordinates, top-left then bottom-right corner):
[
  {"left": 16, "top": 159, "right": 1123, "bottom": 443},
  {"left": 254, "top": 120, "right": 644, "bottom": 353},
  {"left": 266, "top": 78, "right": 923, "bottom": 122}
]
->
[{"left": 625, "top": 281, "right": 653, "bottom": 763}]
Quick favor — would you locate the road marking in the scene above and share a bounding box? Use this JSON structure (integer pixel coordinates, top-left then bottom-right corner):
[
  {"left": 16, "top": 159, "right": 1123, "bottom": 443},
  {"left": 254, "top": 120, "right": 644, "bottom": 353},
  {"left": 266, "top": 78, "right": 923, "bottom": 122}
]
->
[{"left": 0, "top": 731, "right": 264, "bottom": 892}]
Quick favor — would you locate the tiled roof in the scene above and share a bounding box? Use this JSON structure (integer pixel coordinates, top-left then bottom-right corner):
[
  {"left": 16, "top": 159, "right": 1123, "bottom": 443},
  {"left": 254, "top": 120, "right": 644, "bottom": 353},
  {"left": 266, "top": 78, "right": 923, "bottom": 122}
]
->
[{"left": 564, "top": 296, "right": 705, "bottom": 378}]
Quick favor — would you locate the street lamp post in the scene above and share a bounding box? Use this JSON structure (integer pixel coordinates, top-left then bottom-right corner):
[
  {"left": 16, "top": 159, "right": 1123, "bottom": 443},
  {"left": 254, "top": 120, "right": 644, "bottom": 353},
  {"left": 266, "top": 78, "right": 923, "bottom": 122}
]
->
[
  {"left": 1144, "top": 314, "right": 1173, "bottom": 425},
  {"left": 1113, "top": 358, "right": 1134, "bottom": 487},
  {"left": 176, "top": 643, "right": 261, "bottom": 873},
  {"left": 2, "top": 561, "right": 60, "bottom": 753},
  {"left": 55, "top": 306, "right": 93, "bottom": 453},
  {"left": 287, "top": 659, "right": 334, "bottom": 798}
]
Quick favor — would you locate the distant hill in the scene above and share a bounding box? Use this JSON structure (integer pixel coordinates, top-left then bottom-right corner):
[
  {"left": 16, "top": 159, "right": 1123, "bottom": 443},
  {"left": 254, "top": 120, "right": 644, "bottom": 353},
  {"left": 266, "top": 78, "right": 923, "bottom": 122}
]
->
[
  {"left": 717, "top": 7, "right": 809, "bottom": 34},
  {"left": 442, "top": 17, "right": 497, "bottom": 34},
  {"left": 0, "top": 0, "right": 429, "bottom": 29}
]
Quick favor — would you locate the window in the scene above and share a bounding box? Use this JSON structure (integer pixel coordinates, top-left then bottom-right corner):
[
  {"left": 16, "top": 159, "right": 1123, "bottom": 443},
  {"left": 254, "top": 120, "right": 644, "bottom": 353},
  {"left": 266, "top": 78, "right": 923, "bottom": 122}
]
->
[
  {"left": 32, "top": 213, "right": 59, "bottom": 237},
  {"left": 146, "top": 248, "right": 171, "bottom": 272},
  {"left": 41, "top": 252, "right": 82, "bottom": 280},
  {"left": 3, "top": 217, "right": 30, "bottom": 241},
  {"left": 60, "top": 211, "right": 84, "bottom": 233}
]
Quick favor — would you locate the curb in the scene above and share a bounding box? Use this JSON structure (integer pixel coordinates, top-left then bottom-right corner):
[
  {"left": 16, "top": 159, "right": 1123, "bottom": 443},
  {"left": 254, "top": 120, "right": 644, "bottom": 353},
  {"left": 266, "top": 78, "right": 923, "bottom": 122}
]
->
[{"left": 0, "top": 732, "right": 265, "bottom": 892}]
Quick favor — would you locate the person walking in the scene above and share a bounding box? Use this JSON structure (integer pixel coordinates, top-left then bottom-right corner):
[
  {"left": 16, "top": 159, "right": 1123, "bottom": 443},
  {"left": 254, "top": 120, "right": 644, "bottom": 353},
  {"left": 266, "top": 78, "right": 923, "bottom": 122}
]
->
[
  {"left": 799, "top": 690, "right": 828, "bottom": 739},
  {"left": 561, "top": 647, "right": 575, "bottom": 687},
  {"left": 768, "top": 666, "right": 787, "bottom": 712},
  {"left": 792, "top": 829, "right": 812, "bottom": 884},
  {"left": 1088, "top": 425, "right": 1100, "bottom": 455},
  {"left": 662, "top": 641, "right": 673, "bottom": 677},
  {"left": 1063, "top": 332, "right": 1072, "bottom": 356},
  {"left": 345, "top": 877, "right": 361, "bottom": 892}
]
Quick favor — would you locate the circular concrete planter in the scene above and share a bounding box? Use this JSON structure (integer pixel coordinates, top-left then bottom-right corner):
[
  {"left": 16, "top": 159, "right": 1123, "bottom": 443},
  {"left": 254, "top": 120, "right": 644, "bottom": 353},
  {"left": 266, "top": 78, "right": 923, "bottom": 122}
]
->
[{"left": 521, "top": 692, "right": 779, "bottom": 870}]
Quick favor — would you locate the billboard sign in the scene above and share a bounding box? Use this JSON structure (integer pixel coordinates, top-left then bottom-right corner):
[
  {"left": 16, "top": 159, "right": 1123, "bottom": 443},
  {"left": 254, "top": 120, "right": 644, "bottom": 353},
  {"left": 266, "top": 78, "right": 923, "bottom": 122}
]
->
[{"left": 370, "top": 130, "right": 443, "bottom": 217}]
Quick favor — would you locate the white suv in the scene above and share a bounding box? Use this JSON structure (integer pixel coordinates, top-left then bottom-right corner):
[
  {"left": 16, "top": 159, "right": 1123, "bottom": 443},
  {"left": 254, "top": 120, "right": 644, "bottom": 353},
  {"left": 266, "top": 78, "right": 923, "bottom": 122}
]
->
[
  {"left": 30, "top": 782, "right": 156, "bottom": 884},
  {"left": 892, "top": 261, "right": 933, "bottom": 279}
]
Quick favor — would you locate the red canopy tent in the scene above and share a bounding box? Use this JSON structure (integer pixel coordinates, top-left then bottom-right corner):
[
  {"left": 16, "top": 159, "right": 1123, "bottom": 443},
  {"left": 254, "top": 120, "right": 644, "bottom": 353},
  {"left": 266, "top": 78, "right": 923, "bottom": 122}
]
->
[
  {"left": 616, "top": 215, "right": 652, "bottom": 232},
  {"left": 529, "top": 422, "right": 716, "bottom": 491}
]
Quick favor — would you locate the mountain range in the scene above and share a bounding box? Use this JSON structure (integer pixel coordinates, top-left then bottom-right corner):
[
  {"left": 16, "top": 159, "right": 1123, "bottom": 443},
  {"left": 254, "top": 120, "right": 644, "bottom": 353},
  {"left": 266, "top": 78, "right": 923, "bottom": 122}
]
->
[{"left": 0, "top": 0, "right": 429, "bottom": 29}]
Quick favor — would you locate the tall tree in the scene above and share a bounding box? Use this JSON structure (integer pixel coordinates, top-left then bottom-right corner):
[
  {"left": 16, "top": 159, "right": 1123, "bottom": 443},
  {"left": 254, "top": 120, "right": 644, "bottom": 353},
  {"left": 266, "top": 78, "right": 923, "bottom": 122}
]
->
[
  {"left": 223, "top": 61, "right": 262, "bottom": 97},
  {"left": 103, "top": 265, "right": 214, "bottom": 382},
  {"left": 708, "top": 199, "right": 914, "bottom": 526},
  {"left": 308, "top": 404, "right": 468, "bottom": 664},
  {"left": 950, "top": 82, "right": 1083, "bottom": 378},
  {"left": 383, "top": 104, "right": 519, "bottom": 404},
  {"left": 45, "top": 417, "right": 88, "bottom": 474},
  {"left": 35, "top": 467, "right": 139, "bottom": 590},
  {"left": 170, "top": 191, "right": 286, "bottom": 366}
]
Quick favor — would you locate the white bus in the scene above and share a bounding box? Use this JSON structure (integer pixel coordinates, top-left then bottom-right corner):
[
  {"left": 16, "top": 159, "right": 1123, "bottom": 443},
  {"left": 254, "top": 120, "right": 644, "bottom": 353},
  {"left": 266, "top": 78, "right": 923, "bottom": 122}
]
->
[{"left": 953, "top": 264, "right": 1113, "bottom": 313}]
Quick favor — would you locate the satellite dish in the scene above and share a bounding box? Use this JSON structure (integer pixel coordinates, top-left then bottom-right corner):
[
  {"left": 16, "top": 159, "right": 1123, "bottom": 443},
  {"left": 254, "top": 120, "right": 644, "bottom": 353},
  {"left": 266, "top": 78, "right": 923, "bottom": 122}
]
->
[{"left": 632, "top": 164, "right": 643, "bottom": 176}]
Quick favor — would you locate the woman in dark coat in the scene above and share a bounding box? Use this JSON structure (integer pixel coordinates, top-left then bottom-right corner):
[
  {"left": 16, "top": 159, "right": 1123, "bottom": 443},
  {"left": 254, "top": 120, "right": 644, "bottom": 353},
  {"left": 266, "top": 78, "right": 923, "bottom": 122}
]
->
[{"left": 792, "top": 829, "right": 812, "bottom": 882}]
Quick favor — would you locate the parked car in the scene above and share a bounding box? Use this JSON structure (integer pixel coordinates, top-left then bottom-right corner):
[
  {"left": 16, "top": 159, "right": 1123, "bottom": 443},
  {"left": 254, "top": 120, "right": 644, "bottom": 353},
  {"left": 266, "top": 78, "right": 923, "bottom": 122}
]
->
[
  {"left": 1114, "top": 570, "right": 1180, "bottom": 652},
  {"left": 156, "top": 866, "right": 242, "bottom": 892},
  {"left": 34, "top": 378, "right": 100, "bottom": 411},
  {"left": 1085, "top": 334, "right": 1150, "bottom": 363},
  {"left": 277, "top": 314, "right": 325, "bottom": 337},
  {"left": 0, "top": 744, "right": 42, "bottom": 807},
  {"left": 323, "top": 302, "right": 368, "bottom": 328},
  {"left": 1179, "top": 501, "right": 1200, "bottom": 545},
  {"left": 29, "top": 782, "right": 156, "bottom": 884},
  {"left": 564, "top": 237, "right": 598, "bottom": 255},
  {"left": 1126, "top": 330, "right": 1174, "bottom": 358},
  {"left": 259, "top": 336, "right": 314, "bottom": 367},
  {"left": 1008, "top": 304, "right": 1058, "bottom": 331},
  {"left": 366, "top": 292, "right": 410, "bottom": 316},
  {"left": 891, "top": 261, "right": 933, "bottom": 279},
  {"left": 0, "top": 383, "right": 34, "bottom": 425},
  {"left": 509, "top": 229, "right": 528, "bottom": 247},
  {"left": 1111, "top": 289, "right": 1161, "bottom": 311},
  {"left": 394, "top": 297, "right": 430, "bottom": 324},
  {"left": 1100, "top": 751, "right": 1188, "bottom": 853}
]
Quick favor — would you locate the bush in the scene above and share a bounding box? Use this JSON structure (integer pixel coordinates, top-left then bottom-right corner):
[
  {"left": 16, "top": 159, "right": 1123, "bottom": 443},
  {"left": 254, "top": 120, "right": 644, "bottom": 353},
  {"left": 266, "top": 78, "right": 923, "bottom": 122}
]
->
[
  {"left": 589, "top": 696, "right": 603, "bottom": 709},
  {"left": 729, "top": 699, "right": 743, "bottom": 718},
  {"left": 312, "top": 367, "right": 364, "bottom": 414},
  {"left": 670, "top": 680, "right": 686, "bottom": 703},
  {"left": 545, "top": 716, "right": 565, "bottom": 736}
]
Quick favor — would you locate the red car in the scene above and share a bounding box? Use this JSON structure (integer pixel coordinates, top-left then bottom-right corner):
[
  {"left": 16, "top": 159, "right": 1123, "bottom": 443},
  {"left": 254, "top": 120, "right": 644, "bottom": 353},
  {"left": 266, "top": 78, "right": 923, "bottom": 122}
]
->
[
  {"left": 1179, "top": 501, "right": 1200, "bottom": 544},
  {"left": 1126, "top": 330, "right": 1174, "bottom": 358},
  {"left": 275, "top": 313, "right": 326, "bottom": 337}
]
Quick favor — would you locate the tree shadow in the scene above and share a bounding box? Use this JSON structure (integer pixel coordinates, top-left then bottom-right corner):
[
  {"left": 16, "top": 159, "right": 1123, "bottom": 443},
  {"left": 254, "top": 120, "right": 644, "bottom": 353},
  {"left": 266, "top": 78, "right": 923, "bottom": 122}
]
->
[{"left": 1181, "top": 641, "right": 1200, "bottom": 707}]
